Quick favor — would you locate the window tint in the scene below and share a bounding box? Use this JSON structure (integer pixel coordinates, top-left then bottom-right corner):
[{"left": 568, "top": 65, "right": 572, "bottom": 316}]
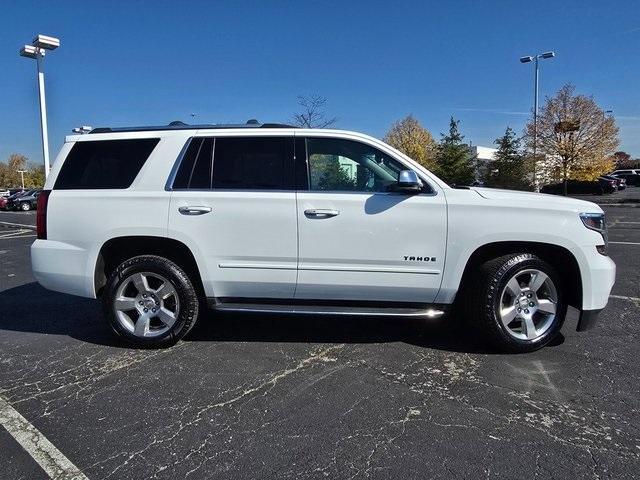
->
[
  {"left": 306, "top": 138, "right": 405, "bottom": 192},
  {"left": 55, "top": 139, "right": 159, "bottom": 189},
  {"left": 212, "top": 137, "right": 290, "bottom": 190},
  {"left": 172, "top": 138, "right": 214, "bottom": 189}
]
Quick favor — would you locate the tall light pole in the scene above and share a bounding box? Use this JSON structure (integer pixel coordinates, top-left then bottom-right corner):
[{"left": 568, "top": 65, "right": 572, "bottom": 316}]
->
[
  {"left": 520, "top": 51, "right": 555, "bottom": 192},
  {"left": 17, "top": 170, "right": 26, "bottom": 189},
  {"left": 19, "top": 35, "right": 60, "bottom": 179}
]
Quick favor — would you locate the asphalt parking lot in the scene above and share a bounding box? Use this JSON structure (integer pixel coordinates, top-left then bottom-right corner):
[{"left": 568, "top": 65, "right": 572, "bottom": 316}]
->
[{"left": 0, "top": 204, "right": 639, "bottom": 479}]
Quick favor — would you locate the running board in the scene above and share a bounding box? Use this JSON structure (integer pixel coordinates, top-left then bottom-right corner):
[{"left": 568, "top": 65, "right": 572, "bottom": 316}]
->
[{"left": 209, "top": 301, "right": 446, "bottom": 318}]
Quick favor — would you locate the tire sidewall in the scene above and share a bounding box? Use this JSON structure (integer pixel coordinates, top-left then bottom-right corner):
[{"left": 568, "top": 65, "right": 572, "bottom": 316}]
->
[
  {"left": 103, "top": 256, "right": 199, "bottom": 347},
  {"left": 488, "top": 256, "right": 566, "bottom": 351}
]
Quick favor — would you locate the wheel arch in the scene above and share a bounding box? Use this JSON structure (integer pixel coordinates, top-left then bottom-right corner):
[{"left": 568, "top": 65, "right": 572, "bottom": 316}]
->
[
  {"left": 456, "top": 241, "right": 582, "bottom": 310},
  {"left": 95, "top": 236, "right": 205, "bottom": 298}
]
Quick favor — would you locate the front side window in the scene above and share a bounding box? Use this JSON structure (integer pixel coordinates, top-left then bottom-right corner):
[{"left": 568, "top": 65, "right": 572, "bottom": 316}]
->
[
  {"left": 55, "top": 138, "right": 159, "bottom": 189},
  {"left": 306, "top": 138, "right": 405, "bottom": 193}
]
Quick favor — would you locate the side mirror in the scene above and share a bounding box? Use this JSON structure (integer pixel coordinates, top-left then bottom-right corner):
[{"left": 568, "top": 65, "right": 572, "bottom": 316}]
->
[{"left": 388, "top": 170, "right": 422, "bottom": 193}]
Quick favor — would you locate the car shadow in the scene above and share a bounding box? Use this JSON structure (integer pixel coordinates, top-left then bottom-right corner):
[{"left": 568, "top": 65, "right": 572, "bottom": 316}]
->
[{"left": 0, "top": 282, "right": 558, "bottom": 354}]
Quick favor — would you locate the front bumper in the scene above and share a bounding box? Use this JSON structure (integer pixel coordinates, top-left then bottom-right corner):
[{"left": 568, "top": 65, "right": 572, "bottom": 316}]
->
[{"left": 577, "top": 308, "right": 602, "bottom": 331}]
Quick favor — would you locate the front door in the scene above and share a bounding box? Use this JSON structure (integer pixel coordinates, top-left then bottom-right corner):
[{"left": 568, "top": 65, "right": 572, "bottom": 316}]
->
[
  {"left": 168, "top": 134, "right": 298, "bottom": 299},
  {"left": 295, "top": 136, "right": 447, "bottom": 303}
]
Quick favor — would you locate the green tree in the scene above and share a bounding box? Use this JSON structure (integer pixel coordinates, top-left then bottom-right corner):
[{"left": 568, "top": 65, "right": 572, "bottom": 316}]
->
[
  {"left": 434, "top": 117, "right": 475, "bottom": 185},
  {"left": 26, "top": 165, "right": 46, "bottom": 188},
  {"left": 310, "top": 155, "right": 355, "bottom": 191},
  {"left": 484, "top": 127, "right": 530, "bottom": 190},
  {"left": 383, "top": 115, "right": 437, "bottom": 170}
]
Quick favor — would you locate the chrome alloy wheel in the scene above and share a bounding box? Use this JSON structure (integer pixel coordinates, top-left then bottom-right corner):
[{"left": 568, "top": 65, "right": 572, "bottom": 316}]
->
[
  {"left": 499, "top": 269, "right": 558, "bottom": 341},
  {"left": 113, "top": 272, "right": 180, "bottom": 338}
]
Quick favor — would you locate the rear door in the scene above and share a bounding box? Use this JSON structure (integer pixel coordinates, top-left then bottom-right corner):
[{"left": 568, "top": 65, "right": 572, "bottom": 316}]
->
[
  {"left": 167, "top": 134, "right": 298, "bottom": 299},
  {"left": 294, "top": 135, "right": 447, "bottom": 303}
]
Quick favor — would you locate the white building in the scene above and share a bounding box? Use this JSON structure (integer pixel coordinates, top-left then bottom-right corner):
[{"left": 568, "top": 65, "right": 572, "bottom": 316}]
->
[{"left": 469, "top": 145, "right": 497, "bottom": 183}]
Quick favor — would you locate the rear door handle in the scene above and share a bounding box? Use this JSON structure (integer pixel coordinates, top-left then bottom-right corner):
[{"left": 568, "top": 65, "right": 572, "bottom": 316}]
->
[
  {"left": 304, "top": 209, "right": 340, "bottom": 218},
  {"left": 178, "top": 206, "right": 212, "bottom": 215}
]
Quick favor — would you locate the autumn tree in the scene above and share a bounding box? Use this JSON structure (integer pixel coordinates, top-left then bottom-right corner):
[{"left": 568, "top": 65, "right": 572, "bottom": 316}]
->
[
  {"left": 291, "top": 95, "right": 337, "bottom": 128},
  {"left": 613, "top": 151, "right": 633, "bottom": 169},
  {"left": 0, "top": 154, "right": 29, "bottom": 187},
  {"left": 383, "top": 115, "right": 437, "bottom": 170},
  {"left": 434, "top": 117, "right": 475, "bottom": 186},
  {"left": 525, "top": 84, "right": 619, "bottom": 195},
  {"left": 484, "top": 127, "right": 530, "bottom": 190}
]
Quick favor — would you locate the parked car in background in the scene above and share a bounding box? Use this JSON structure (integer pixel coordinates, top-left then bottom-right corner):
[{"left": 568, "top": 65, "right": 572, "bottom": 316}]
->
[
  {"left": 541, "top": 179, "right": 615, "bottom": 195},
  {"left": 0, "top": 189, "right": 10, "bottom": 197},
  {"left": 611, "top": 169, "right": 640, "bottom": 176},
  {"left": 611, "top": 172, "right": 640, "bottom": 186},
  {"left": 0, "top": 189, "right": 28, "bottom": 210},
  {"left": 7, "top": 189, "right": 41, "bottom": 211},
  {"left": 600, "top": 175, "right": 626, "bottom": 190}
]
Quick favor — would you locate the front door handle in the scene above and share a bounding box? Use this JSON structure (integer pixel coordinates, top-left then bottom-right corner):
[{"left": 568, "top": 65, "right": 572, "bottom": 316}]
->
[
  {"left": 304, "top": 209, "right": 340, "bottom": 218},
  {"left": 179, "top": 206, "right": 212, "bottom": 216}
]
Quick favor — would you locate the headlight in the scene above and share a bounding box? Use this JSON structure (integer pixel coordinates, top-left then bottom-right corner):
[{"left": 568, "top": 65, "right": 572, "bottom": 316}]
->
[{"left": 580, "top": 212, "right": 608, "bottom": 254}]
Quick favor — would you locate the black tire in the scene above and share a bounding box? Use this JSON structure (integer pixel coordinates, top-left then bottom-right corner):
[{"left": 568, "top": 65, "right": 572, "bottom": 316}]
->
[
  {"left": 465, "top": 253, "right": 567, "bottom": 353},
  {"left": 102, "top": 255, "right": 202, "bottom": 348},
  {"left": 20, "top": 202, "right": 31, "bottom": 211}
]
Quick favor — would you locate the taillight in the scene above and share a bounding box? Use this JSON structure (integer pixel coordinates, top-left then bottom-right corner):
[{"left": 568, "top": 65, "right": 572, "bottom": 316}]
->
[{"left": 36, "top": 190, "right": 51, "bottom": 240}]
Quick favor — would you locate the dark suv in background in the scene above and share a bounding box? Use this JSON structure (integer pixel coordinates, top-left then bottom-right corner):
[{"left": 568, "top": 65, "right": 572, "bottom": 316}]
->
[{"left": 6, "top": 189, "right": 41, "bottom": 211}]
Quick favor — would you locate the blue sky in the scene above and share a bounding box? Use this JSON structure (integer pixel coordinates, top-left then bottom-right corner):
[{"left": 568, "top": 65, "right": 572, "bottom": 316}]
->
[{"left": 1, "top": 0, "right": 639, "bottom": 165}]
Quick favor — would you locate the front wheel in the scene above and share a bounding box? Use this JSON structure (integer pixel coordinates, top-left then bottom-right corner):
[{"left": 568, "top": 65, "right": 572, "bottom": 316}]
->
[
  {"left": 466, "top": 253, "right": 567, "bottom": 353},
  {"left": 102, "top": 255, "right": 202, "bottom": 348},
  {"left": 20, "top": 202, "right": 31, "bottom": 211}
]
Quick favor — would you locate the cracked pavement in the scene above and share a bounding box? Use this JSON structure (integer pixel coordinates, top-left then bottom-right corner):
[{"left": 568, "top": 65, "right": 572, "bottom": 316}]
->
[{"left": 0, "top": 206, "right": 639, "bottom": 479}]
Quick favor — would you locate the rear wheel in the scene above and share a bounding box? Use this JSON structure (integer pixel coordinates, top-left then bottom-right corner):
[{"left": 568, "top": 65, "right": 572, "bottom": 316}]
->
[
  {"left": 466, "top": 253, "right": 567, "bottom": 353},
  {"left": 102, "top": 255, "right": 201, "bottom": 347},
  {"left": 20, "top": 202, "right": 31, "bottom": 211}
]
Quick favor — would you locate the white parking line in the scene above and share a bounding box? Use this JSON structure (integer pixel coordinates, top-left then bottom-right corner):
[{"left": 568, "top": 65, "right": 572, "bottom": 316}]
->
[
  {"left": 609, "top": 241, "right": 640, "bottom": 245},
  {"left": 0, "top": 396, "right": 88, "bottom": 480},
  {"left": 610, "top": 294, "right": 640, "bottom": 302},
  {"left": 0, "top": 221, "right": 36, "bottom": 229},
  {"left": 0, "top": 230, "right": 33, "bottom": 239}
]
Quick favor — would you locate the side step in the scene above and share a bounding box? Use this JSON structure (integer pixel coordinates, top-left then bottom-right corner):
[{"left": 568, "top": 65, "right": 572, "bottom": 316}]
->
[{"left": 209, "top": 301, "right": 446, "bottom": 319}]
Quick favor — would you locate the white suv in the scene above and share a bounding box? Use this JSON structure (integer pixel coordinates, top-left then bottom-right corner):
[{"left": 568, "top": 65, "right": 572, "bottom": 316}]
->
[{"left": 31, "top": 122, "right": 616, "bottom": 352}]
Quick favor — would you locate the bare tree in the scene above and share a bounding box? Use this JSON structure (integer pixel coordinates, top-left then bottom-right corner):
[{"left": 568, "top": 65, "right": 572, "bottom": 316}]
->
[
  {"left": 291, "top": 95, "right": 337, "bottom": 128},
  {"left": 524, "top": 84, "right": 619, "bottom": 195}
]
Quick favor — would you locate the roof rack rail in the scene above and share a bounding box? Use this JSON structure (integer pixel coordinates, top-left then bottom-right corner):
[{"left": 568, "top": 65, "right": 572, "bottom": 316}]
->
[{"left": 88, "top": 119, "right": 298, "bottom": 134}]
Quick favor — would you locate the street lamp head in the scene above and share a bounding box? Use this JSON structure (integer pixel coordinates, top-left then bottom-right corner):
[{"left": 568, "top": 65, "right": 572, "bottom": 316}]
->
[
  {"left": 519, "top": 56, "right": 534, "bottom": 63},
  {"left": 540, "top": 51, "right": 555, "bottom": 59},
  {"left": 19, "top": 45, "right": 38, "bottom": 59},
  {"left": 32, "top": 34, "right": 60, "bottom": 50}
]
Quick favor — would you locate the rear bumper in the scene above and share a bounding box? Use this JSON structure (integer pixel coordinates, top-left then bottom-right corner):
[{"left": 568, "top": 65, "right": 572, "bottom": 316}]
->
[{"left": 31, "top": 239, "right": 96, "bottom": 298}]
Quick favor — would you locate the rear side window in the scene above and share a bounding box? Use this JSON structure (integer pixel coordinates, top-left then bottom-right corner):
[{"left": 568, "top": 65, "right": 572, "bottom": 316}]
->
[
  {"left": 172, "top": 138, "right": 214, "bottom": 189},
  {"left": 54, "top": 139, "right": 159, "bottom": 189},
  {"left": 171, "top": 136, "right": 293, "bottom": 190},
  {"left": 213, "top": 137, "right": 291, "bottom": 190}
]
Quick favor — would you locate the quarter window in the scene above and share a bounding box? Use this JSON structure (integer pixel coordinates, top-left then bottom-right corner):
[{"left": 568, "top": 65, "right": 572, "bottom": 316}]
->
[
  {"left": 306, "top": 138, "right": 405, "bottom": 193},
  {"left": 54, "top": 138, "right": 159, "bottom": 189}
]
